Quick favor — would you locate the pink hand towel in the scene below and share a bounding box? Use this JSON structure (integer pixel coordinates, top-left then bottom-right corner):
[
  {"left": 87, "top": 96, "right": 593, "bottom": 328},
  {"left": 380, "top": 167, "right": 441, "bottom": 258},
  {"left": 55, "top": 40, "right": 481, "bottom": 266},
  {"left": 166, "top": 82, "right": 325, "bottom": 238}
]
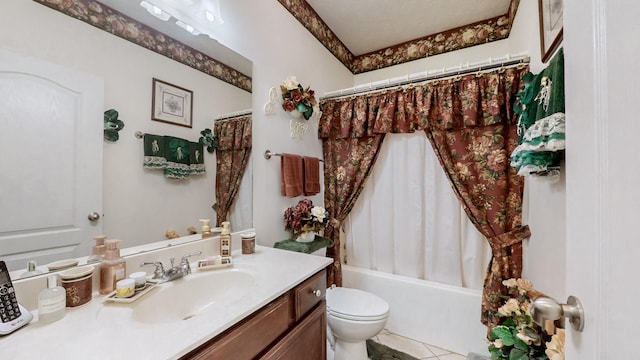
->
[
  {"left": 281, "top": 153, "right": 303, "bottom": 197},
  {"left": 303, "top": 156, "right": 321, "bottom": 195}
]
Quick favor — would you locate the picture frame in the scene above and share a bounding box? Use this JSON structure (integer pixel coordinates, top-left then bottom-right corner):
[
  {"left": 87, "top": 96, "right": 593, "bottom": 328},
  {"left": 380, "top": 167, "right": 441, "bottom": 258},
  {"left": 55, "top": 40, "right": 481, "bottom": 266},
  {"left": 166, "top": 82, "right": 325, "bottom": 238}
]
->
[
  {"left": 538, "top": 0, "right": 563, "bottom": 63},
  {"left": 151, "top": 78, "right": 193, "bottom": 128}
]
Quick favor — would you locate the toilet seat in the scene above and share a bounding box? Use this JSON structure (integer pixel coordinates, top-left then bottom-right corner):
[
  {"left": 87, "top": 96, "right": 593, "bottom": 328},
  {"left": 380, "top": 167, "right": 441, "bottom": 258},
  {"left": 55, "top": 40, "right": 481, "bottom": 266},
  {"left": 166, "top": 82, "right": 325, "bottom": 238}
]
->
[{"left": 326, "top": 287, "right": 389, "bottom": 322}]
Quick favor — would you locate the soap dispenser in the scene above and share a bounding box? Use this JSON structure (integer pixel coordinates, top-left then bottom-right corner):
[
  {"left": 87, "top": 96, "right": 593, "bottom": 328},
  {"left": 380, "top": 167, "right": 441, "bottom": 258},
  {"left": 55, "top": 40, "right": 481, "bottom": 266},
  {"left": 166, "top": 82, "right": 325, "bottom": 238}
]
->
[
  {"left": 38, "top": 275, "right": 66, "bottom": 324},
  {"left": 220, "top": 221, "right": 231, "bottom": 257},
  {"left": 99, "top": 239, "right": 126, "bottom": 295},
  {"left": 20, "top": 260, "right": 43, "bottom": 279},
  {"left": 200, "top": 219, "right": 212, "bottom": 239},
  {"left": 87, "top": 234, "right": 107, "bottom": 264}
]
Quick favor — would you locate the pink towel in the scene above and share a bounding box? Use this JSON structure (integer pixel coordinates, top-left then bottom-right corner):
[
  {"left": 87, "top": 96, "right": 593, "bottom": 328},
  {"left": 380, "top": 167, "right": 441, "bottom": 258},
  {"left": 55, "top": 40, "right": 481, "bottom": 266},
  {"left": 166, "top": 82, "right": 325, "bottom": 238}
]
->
[
  {"left": 303, "top": 156, "right": 321, "bottom": 195},
  {"left": 281, "top": 153, "right": 303, "bottom": 197}
]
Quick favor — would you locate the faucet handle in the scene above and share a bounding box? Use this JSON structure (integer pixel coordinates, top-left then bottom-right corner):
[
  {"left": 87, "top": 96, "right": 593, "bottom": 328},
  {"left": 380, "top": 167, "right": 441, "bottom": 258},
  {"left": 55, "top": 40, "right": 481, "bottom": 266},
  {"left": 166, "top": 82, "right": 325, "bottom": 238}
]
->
[
  {"left": 181, "top": 251, "right": 203, "bottom": 262},
  {"left": 180, "top": 251, "right": 202, "bottom": 275},
  {"left": 140, "top": 261, "right": 165, "bottom": 279}
]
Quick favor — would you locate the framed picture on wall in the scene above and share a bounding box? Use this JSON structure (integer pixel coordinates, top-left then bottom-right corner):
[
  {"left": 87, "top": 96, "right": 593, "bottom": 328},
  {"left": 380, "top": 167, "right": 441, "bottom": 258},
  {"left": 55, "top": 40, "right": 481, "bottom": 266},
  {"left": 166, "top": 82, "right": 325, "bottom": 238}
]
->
[
  {"left": 538, "top": 0, "right": 563, "bottom": 63},
  {"left": 151, "top": 78, "right": 193, "bottom": 128}
]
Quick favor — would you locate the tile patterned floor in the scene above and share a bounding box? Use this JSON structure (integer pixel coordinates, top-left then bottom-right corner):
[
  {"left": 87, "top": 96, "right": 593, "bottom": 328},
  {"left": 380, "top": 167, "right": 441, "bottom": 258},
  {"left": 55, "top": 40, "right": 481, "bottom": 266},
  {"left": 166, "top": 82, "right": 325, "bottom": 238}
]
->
[{"left": 371, "top": 329, "right": 467, "bottom": 360}]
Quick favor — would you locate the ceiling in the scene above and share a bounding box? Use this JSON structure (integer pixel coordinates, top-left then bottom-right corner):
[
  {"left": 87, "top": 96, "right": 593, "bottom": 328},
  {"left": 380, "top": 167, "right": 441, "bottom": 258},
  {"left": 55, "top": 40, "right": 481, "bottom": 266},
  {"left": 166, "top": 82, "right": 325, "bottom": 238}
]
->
[
  {"left": 97, "top": 0, "right": 253, "bottom": 77},
  {"left": 280, "top": 0, "right": 519, "bottom": 73},
  {"left": 306, "top": 0, "right": 512, "bottom": 56}
]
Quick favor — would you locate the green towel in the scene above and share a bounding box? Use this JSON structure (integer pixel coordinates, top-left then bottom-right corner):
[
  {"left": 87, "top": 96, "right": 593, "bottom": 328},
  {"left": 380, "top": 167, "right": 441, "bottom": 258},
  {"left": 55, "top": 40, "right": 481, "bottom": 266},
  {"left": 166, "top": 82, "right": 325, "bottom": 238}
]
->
[
  {"left": 143, "top": 134, "right": 166, "bottom": 169},
  {"left": 273, "top": 236, "right": 333, "bottom": 254},
  {"left": 511, "top": 49, "right": 565, "bottom": 176},
  {"left": 189, "top": 141, "right": 206, "bottom": 175},
  {"left": 516, "top": 48, "right": 564, "bottom": 139},
  {"left": 164, "top": 136, "right": 191, "bottom": 179}
]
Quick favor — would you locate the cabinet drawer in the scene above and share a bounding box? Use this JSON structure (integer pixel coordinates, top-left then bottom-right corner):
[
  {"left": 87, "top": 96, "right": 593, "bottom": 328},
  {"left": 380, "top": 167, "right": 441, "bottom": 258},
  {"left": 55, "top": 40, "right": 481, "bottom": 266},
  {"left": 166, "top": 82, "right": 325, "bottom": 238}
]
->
[
  {"left": 294, "top": 270, "right": 326, "bottom": 321},
  {"left": 184, "top": 294, "right": 291, "bottom": 360}
]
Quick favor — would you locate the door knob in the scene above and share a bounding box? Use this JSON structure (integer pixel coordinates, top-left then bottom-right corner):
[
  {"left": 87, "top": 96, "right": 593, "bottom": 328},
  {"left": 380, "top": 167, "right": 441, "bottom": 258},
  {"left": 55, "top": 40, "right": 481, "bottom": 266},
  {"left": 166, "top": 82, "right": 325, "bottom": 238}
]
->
[
  {"left": 87, "top": 212, "right": 101, "bottom": 221},
  {"left": 531, "top": 295, "right": 584, "bottom": 332}
]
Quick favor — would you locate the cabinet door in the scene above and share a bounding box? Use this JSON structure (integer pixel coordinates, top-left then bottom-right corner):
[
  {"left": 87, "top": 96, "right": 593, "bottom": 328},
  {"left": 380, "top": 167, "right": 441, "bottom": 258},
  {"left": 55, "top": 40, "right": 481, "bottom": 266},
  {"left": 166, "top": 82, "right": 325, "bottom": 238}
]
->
[
  {"left": 185, "top": 295, "right": 291, "bottom": 360},
  {"left": 261, "top": 301, "right": 326, "bottom": 360}
]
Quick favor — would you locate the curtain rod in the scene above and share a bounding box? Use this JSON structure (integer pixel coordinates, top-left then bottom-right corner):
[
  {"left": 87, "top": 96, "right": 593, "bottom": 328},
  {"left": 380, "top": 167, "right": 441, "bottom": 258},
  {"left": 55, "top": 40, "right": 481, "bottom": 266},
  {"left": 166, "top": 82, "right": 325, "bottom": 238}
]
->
[
  {"left": 320, "top": 53, "right": 530, "bottom": 101},
  {"left": 215, "top": 109, "right": 252, "bottom": 122}
]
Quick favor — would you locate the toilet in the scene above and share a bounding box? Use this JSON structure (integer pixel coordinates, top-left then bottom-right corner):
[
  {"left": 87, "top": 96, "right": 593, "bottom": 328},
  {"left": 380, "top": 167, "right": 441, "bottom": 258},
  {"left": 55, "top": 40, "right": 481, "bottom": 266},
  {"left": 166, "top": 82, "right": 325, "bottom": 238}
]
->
[{"left": 325, "top": 286, "right": 390, "bottom": 360}]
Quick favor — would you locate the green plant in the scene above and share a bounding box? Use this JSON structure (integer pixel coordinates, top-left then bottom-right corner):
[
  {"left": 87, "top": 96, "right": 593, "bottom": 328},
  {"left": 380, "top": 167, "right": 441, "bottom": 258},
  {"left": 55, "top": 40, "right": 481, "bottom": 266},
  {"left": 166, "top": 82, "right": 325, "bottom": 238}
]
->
[
  {"left": 199, "top": 128, "right": 218, "bottom": 153},
  {"left": 103, "top": 109, "right": 124, "bottom": 142},
  {"left": 488, "top": 278, "right": 551, "bottom": 360}
]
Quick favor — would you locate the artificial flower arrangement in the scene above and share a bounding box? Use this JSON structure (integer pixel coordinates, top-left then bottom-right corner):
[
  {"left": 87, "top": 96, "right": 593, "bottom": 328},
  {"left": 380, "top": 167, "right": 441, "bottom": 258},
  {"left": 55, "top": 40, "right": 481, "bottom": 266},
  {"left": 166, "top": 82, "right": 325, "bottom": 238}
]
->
[
  {"left": 488, "top": 278, "right": 564, "bottom": 360},
  {"left": 283, "top": 199, "right": 328, "bottom": 240},
  {"left": 280, "top": 76, "right": 318, "bottom": 120}
]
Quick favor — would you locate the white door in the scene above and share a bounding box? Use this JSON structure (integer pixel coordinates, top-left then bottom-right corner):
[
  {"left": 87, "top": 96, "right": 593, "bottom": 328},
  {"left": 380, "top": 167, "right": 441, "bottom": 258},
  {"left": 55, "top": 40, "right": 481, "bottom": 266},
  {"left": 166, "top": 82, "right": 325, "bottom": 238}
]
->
[
  {"left": 565, "top": 0, "right": 639, "bottom": 357},
  {"left": 0, "top": 49, "right": 103, "bottom": 272}
]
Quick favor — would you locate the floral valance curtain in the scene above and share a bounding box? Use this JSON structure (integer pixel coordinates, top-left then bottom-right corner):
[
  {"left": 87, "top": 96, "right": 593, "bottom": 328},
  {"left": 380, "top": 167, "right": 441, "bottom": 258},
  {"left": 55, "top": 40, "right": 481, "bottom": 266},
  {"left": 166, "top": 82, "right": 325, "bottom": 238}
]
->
[
  {"left": 212, "top": 114, "right": 252, "bottom": 226},
  {"left": 318, "top": 65, "right": 530, "bottom": 328}
]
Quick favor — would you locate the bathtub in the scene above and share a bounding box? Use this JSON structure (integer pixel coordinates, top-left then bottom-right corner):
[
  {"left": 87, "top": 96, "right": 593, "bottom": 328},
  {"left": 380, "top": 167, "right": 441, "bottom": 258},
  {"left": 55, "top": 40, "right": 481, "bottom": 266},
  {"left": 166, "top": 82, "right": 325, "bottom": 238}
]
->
[{"left": 342, "top": 265, "right": 490, "bottom": 356}]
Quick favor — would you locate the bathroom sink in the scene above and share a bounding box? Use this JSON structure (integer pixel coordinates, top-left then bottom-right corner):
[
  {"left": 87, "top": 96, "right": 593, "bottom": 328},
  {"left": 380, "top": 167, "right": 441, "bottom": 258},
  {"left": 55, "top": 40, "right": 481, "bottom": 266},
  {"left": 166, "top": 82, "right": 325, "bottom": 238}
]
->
[{"left": 99, "top": 268, "right": 256, "bottom": 324}]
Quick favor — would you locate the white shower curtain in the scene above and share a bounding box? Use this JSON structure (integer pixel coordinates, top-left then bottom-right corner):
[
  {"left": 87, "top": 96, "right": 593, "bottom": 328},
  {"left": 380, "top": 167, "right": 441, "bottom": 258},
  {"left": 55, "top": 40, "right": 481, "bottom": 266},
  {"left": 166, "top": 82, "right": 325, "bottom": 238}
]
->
[{"left": 344, "top": 132, "right": 491, "bottom": 290}]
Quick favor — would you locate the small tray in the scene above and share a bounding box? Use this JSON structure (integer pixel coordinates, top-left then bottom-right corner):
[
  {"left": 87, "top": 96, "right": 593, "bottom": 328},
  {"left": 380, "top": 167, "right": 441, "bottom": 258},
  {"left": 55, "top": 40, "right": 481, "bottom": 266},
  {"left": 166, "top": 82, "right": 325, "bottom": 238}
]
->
[
  {"left": 197, "top": 257, "right": 233, "bottom": 271},
  {"left": 104, "top": 281, "right": 157, "bottom": 303}
]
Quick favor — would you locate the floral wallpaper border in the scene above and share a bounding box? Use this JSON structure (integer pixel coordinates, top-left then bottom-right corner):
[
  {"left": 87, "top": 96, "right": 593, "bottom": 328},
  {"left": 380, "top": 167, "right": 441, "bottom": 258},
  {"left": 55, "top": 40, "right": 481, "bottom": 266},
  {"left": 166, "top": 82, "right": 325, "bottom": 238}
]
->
[
  {"left": 278, "top": 0, "right": 521, "bottom": 74},
  {"left": 33, "top": 0, "right": 252, "bottom": 93}
]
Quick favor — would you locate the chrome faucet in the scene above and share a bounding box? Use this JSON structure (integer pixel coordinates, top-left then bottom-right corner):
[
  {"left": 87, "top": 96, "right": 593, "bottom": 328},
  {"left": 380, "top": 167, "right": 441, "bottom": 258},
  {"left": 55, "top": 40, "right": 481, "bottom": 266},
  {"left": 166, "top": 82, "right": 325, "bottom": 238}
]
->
[{"left": 141, "top": 251, "right": 202, "bottom": 283}]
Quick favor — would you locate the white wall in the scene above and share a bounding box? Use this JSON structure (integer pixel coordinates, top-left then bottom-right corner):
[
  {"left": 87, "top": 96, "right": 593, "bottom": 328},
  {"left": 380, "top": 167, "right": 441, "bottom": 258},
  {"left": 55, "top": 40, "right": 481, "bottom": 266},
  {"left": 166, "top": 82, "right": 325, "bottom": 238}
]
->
[
  {"left": 214, "top": 0, "right": 354, "bottom": 246},
  {"left": 1, "top": 0, "right": 252, "bottom": 247},
  {"left": 507, "top": 0, "right": 566, "bottom": 301}
]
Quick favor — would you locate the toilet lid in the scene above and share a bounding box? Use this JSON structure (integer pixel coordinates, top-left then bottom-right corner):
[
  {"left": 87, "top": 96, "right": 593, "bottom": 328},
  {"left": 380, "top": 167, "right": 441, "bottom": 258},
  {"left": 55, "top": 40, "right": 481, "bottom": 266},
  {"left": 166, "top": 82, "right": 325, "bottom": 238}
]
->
[{"left": 326, "top": 287, "right": 389, "bottom": 321}]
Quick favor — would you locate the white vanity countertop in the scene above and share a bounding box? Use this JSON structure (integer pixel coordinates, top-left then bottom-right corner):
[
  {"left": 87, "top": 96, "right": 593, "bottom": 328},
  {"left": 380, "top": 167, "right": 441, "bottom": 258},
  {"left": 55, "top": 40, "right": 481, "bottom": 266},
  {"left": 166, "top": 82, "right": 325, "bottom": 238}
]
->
[{"left": 0, "top": 246, "right": 332, "bottom": 360}]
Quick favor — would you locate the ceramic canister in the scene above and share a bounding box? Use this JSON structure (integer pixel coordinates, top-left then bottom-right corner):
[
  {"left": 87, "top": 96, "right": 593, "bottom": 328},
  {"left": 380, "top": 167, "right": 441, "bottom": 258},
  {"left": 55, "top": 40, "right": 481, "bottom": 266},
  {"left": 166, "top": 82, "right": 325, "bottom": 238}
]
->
[
  {"left": 241, "top": 232, "right": 256, "bottom": 254},
  {"left": 59, "top": 265, "right": 94, "bottom": 307}
]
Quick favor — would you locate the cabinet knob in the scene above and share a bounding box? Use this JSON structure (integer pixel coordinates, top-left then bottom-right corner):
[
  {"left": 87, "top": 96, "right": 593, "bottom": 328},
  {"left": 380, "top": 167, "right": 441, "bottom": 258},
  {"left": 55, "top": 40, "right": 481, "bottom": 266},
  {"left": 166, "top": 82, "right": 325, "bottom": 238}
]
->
[{"left": 313, "top": 289, "right": 322, "bottom": 298}]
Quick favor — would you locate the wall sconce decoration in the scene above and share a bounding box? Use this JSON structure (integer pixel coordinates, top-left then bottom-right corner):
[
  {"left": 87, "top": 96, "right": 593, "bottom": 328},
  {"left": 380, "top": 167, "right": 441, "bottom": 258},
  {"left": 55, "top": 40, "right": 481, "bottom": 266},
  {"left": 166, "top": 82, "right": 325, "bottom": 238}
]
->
[
  {"left": 104, "top": 109, "right": 125, "bottom": 142},
  {"left": 199, "top": 128, "right": 218, "bottom": 153},
  {"left": 280, "top": 77, "right": 320, "bottom": 139},
  {"left": 280, "top": 76, "right": 317, "bottom": 120},
  {"left": 263, "top": 87, "right": 278, "bottom": 115}
]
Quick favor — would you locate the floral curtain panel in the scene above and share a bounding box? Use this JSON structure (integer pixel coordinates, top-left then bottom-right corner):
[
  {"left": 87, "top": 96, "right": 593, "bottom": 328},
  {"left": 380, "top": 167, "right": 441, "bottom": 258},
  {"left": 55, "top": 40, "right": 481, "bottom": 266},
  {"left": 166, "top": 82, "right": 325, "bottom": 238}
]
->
[
  {"left": 318, "top": 65, "right": 530, "bottom": 328},
  {"left": 212, "top": 115, "right": 252, "bottom": 226},
  {"left": 321, "top": 135, "right": 384, "bottom": 286}
]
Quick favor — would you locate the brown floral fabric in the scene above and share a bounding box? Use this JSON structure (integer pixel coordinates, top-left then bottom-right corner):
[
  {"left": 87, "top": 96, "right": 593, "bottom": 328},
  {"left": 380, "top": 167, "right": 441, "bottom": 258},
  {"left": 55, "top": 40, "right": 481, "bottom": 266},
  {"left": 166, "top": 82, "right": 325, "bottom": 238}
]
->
[
  {"left": 318, "top": 65, "right": 530, "bottom": 329},
  {"left": 212, "top": 115, "right": 252, "bottom": 226},
  {"left": 322, "top": 136, "right": 384, "bottom": 286}
]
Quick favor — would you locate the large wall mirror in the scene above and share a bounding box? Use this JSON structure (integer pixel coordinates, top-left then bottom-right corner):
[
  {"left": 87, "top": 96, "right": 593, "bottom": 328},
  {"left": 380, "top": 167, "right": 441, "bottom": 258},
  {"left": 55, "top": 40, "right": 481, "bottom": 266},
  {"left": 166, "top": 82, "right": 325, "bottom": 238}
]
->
[{"left": 0, "top": 0, "right": 253, "bottom": 277}]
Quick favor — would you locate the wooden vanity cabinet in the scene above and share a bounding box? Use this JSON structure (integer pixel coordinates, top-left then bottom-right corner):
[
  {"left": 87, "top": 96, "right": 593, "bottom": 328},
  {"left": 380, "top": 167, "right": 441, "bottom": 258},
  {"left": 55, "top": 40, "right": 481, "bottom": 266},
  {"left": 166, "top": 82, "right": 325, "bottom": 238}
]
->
[{"left": 182, "top": 269, "right": 327, "bottom": 360}]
